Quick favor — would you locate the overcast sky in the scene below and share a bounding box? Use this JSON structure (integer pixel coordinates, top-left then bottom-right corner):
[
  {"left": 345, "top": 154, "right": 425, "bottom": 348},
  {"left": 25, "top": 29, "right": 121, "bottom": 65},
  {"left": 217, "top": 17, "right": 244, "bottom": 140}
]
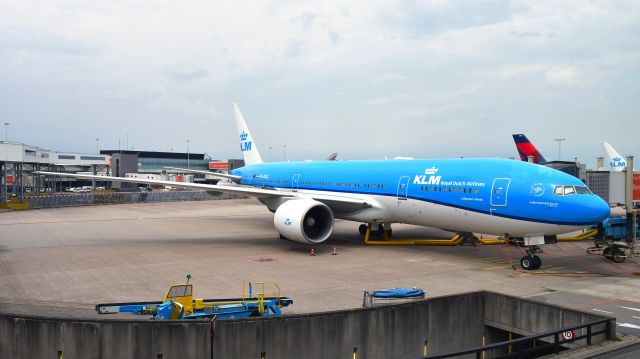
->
[{"left": 1, "top": 0, "right": 638, "bottom": 167}]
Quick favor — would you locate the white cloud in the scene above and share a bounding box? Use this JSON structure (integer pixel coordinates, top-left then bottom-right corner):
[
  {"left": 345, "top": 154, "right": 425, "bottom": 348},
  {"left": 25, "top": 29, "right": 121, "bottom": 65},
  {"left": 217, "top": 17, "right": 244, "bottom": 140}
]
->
[
  {"left": 544, "top": 65, "right": 593, "bottom": 86},
  {"left": 371, "top": 73, "right": 407, "bottom": 85},
  {"left": 0, "top": 0, "right": 638, "bottom": 165}
]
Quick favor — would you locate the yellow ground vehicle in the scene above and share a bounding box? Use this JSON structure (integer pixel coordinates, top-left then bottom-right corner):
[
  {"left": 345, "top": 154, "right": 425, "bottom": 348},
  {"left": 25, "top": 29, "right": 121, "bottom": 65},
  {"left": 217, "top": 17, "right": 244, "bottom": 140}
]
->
[{"left": 96, "top": 276, "right": 293, "bottom": 320}]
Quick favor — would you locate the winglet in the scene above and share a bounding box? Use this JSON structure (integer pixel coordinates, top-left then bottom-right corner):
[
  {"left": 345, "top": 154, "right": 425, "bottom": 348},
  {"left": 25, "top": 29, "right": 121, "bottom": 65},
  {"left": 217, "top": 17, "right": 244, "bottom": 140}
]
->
[
  {"left": 601, "top": 142, "right": 626, "bottom": 172},
  {"left": 233, "top": 103, "right": 263, "bottom": 166}
]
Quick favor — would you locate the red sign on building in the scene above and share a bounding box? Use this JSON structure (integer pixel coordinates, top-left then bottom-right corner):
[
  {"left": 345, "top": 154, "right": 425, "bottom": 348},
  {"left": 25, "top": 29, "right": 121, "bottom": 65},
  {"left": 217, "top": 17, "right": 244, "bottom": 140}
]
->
[
  {"left": 6, "top": 175, "right": 14, "bottom": 185},
  {"left": 209, "top": 162, "right": 229, "bottom": 170},
  {"left": 634, "top": 173, "right": 640, "bottom": 200},
  {"left": 175, "top": 175, "right": 183, "bottom": 182}
]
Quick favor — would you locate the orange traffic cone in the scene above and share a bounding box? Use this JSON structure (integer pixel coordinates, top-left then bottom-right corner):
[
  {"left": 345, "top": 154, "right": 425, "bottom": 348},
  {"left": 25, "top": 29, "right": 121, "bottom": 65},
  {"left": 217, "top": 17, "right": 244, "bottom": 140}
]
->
[
  {"left": 309, "top": 248, "right": 316, "bottom": 256},
  {"left": 332, "top": 247, "right": 338, "bottom": 255}
]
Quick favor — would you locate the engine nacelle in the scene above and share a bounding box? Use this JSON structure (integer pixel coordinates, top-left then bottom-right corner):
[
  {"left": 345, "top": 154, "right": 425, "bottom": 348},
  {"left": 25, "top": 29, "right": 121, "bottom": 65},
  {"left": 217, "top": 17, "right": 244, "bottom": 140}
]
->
[{"left": 273, "top": 199, "right": 335, "bottom": 244}]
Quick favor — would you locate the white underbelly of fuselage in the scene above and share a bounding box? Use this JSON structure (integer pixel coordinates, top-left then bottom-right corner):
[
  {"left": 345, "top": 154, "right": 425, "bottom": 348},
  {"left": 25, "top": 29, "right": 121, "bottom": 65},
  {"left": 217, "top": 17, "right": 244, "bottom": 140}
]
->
[{"left": 287, "top": 190, "right": 583, "bottom": 237}]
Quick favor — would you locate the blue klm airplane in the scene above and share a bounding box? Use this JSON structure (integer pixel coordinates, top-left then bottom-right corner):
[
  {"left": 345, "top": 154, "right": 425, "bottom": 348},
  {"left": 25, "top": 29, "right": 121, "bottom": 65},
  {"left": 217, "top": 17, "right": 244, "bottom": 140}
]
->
[{"left": 37, "top": 104, "right": 610, "bottom": 270}]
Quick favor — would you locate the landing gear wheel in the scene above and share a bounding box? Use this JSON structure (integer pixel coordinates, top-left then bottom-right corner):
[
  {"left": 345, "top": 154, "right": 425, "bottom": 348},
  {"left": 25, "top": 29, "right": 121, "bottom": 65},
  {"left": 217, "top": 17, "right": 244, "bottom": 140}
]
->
[
  {"left": 603, "top": 247, "right": 613, "bottom": 259},
  {"left": 520, "top": 244, "right": 543, "bottom": 271},
  {"left": 612, "top": 250, "right": 626, "bottom": 263},
  {"left": 532, "top": 255, "right": 542, "bottom": 270},
  {"left": 359, "top": 224, "right": 368, "bottom": 236},
  {"left": 520, "top": 256, "right": 536, "bottom": 270},
  {"left": 377, "top": 224, "right": 392, "bottom": 237}
]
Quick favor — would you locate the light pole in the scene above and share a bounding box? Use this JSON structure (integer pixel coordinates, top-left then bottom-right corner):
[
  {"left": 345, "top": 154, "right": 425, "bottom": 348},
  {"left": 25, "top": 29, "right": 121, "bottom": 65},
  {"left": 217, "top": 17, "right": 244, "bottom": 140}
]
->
[
  {"left": 269, "top": 146, "right": 272, "bottom": 162},
  {"left": 554, "top": 138, "right": 566, "bottom": 161},
  {"left": 96, "top": 138, "right": 100, "bottom": 153},
  {"left": 186, "top": 140, "right": 190, "bottom": 169},
  {"left": 283, "top": 144, "right": 287, "bottom": 161},
  {"left": 3, "top": 122, "right": 9, "bottom": 141}
]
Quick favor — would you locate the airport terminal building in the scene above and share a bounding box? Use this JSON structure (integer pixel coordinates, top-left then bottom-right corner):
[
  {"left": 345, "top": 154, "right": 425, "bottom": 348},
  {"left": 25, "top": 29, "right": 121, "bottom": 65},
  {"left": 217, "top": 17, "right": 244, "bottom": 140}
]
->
[
  {"left": 1, "top": 141, "right": 111, "bottom": 200},
  {"left": 1, "top": 141, "right": 243, "bottom": 201}
]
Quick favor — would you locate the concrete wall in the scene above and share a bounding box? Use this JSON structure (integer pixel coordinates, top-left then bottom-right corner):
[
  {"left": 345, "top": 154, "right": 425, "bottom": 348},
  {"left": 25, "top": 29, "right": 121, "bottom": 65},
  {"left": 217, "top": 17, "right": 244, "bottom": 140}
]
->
[
  {"left": 484, "top": 292, "right": 614, "bottom": 347},
  {"left": 0, "top": 291, "right": 613, "bottom": 359}
]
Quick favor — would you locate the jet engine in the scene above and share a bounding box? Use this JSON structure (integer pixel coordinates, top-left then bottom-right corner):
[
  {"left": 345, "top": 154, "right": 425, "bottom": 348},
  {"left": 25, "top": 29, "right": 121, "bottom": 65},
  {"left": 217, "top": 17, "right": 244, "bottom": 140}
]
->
[{"left": 273, "top": 199, "right": 335, "bottom": 244}]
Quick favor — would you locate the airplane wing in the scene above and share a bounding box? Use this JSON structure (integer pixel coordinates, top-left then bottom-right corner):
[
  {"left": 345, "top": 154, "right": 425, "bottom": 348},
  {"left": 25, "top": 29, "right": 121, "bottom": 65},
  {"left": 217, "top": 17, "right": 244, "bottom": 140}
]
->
[
  {"left": 34, "top": 171, "right": 376, "bottom": 209},
  {"left": 163, "top": 167, "right": 242, "bottom": 181}
]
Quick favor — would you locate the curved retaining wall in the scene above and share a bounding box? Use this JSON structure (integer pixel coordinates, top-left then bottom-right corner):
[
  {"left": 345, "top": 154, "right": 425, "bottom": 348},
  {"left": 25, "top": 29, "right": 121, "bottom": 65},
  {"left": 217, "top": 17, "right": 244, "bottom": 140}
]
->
[{"left": 0, "top": 291, "right": 612, "bottom": 359}]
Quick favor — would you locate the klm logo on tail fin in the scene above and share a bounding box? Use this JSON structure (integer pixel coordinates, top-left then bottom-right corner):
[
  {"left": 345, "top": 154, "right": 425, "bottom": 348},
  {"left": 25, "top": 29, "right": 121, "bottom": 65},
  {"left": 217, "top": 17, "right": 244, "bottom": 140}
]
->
[
  {"left": 233, "top": 103, "right": 264, "bottom": 165},
  {"left": 240, "top": 131, "right": 252, "bottom": 152},
  {"left": 610, "top": 156, "right": 626, "bottom": 169}
]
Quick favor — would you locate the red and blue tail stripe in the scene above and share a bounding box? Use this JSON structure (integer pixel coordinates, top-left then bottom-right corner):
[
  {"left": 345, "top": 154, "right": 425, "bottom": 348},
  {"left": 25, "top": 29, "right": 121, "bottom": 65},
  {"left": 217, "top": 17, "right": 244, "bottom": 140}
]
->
[{"left": 512, "top": 134, "right": 547, "bottom": 163}]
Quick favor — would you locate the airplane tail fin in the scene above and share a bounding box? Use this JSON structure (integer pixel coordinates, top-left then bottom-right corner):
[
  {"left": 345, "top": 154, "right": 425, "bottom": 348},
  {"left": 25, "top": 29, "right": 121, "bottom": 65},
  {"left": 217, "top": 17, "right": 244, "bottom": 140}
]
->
[
  {"left": 601, "top": 142, "right": 626, "bottom": 171},
  {"left": 512, "top": 134, "right": 547, "bottom": 163},
  {"left": 233, "top": 103, "right": 263, "bottom": 166}
]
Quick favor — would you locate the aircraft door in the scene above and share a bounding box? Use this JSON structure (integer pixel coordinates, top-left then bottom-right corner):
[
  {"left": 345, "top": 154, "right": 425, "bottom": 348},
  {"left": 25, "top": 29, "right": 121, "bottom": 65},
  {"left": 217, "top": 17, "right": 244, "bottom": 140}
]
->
[
  {"left": 292, "top": 174, "right": 301, "bottom": 192},
  {"left": 397, "top": 176, "right": 410, "bottom": 200},
  {"left": 491, "top": 178, "right": 511, "bottom": 207}
]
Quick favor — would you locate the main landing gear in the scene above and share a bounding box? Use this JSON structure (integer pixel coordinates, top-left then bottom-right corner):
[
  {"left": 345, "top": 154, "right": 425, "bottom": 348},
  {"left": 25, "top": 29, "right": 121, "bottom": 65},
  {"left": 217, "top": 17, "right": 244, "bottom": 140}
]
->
[
  {"left": 519, "top": 245, "right": 543, "bottom": 270},
  {"left": 359, "top": 223, "right": 392, "bottom": 237}
]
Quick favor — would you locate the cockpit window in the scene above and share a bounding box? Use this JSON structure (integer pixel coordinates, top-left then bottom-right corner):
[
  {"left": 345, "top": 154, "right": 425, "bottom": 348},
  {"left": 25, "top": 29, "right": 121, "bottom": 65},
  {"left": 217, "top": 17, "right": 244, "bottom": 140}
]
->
[
  {"left": 553, "top": 185, "right": 592, "bottom": 196},
  {"left": 575, "top": 186, "right": 592, "bottom": 194}
]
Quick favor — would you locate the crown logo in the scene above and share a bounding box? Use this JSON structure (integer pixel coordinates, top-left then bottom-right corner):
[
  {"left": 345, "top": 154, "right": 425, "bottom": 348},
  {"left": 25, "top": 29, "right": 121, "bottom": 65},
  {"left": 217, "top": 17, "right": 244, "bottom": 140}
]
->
[
  {"left": 424, "top": 167, "right": 439, "bottom": 175},
  {"left": 240, "top": 132, "right": 248, "bottom": 141}
]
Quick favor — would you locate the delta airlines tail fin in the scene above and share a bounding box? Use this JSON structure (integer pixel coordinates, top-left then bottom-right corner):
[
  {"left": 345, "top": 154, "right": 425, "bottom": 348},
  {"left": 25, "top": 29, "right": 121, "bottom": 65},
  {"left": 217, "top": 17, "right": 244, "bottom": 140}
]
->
[
  {"left": 601, "top": 142, "right": 626, "bottom": 172},
  {"left": 512, "top": 134, "right": 547, "bottom": 163},
  {"left": 233, "top": 103, "right": 263, "bottom": 166}
]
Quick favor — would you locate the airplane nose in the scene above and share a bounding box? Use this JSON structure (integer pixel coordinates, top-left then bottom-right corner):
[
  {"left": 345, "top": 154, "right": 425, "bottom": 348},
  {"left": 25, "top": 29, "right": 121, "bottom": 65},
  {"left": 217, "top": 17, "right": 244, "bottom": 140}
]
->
[{"left": 591, "top": 196, "right": 611, "bottom": 223}]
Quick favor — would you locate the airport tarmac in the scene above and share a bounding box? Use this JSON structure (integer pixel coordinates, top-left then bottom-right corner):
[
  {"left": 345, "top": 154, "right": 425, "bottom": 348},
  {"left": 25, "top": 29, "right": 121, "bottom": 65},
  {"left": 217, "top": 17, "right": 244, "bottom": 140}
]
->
[{"left": 1, "top": 199, "right": 640, "bottom": 336}]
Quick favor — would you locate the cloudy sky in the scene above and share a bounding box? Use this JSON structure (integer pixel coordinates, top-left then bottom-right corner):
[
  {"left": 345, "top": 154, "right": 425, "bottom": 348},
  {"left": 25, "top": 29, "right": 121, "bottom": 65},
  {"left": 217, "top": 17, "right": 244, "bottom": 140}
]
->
[{"left": 1, "top": 0, "right": 639, "bottom": 166}]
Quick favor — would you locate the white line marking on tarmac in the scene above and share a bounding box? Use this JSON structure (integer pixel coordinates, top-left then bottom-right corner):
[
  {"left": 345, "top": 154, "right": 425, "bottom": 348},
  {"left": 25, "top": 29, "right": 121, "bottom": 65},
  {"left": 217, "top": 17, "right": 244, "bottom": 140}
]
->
[
  {"left": 632, "top": 316, "right": 640, "bottom": 320},
  {"left": 592, "top": 309, "right": 614, "bottom": 314},
  {"left": 525, "top": 291, "right": 555, "bottom": 298},
  {"left": 618, "top": 306, "right": 640, "bottom": 313},
  {"left": 618, "top": 323, "right": 640, "bottom": 330}
]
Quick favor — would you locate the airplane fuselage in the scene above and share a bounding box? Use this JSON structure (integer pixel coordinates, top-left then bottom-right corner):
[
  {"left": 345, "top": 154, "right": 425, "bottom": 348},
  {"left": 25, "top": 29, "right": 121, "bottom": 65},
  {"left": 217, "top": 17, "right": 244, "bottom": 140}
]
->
[{"left": 232, "top": 158, "right": 610, "bottom": 237}]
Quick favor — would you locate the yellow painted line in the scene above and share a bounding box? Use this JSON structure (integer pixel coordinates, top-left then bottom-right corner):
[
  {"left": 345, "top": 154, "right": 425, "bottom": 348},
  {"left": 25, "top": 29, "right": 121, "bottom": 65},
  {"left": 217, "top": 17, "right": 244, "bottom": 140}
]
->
[
  {"left": 480, "top": 257, "right": 507, "bottom": 262},
  {"left": 483, "top": 264, "right": 513, "bottom": 270},
  {"left": 542, "top": 266, "right": 564, "bottom": 271}
]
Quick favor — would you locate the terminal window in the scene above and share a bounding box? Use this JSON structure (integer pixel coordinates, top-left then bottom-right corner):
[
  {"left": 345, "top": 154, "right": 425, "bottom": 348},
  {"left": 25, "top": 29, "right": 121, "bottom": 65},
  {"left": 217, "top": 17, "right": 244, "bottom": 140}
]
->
[{"left": 80, "top": 156, "right": 105, "bottom": 161}]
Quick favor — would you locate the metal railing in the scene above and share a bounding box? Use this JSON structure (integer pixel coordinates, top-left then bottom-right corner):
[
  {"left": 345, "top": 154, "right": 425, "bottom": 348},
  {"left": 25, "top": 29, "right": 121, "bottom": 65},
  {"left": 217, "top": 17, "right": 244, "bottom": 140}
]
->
[
  {"left": 22, "top": 191, "right": 238, "bottom": 209},
  {"left": 421, "top": 318, "right": 614, "bottom": 359}
]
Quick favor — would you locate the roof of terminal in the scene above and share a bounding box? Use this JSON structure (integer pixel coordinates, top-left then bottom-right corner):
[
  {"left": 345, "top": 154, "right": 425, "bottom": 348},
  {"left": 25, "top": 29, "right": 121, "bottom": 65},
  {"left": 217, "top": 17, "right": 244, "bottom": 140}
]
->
[{"left": 100, "top": 150, "right": 207, "bottom": 160}]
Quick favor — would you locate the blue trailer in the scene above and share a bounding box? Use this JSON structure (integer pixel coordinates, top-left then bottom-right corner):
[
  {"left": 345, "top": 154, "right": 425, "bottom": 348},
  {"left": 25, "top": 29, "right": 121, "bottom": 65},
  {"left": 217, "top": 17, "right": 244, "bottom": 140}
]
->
[{"left": 96, "top": 281, "right": 293, "bottom": 320}]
